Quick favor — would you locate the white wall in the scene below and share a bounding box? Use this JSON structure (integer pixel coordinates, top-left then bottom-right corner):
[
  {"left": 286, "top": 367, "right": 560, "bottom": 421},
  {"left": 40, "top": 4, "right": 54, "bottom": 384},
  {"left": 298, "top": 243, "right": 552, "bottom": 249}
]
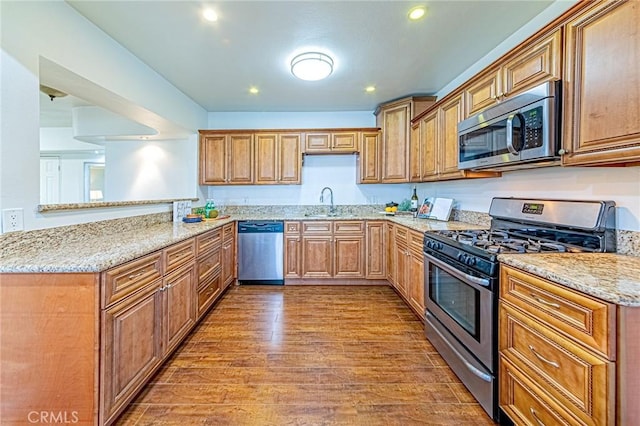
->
[
  {"left": 0, "top": 1, "right": 207, "bottom": 232},
  {"left": 208, "top": 154, "right": 412, "bottom": 207},
  {"left": 106, "top": 137, "right": 198, "bottom": 202},
  {"left": 208, "top": 111, "right": 375, "bottom": 129},
  {"left": 416, "top": 167, "right": 640, "bottom": 231}
]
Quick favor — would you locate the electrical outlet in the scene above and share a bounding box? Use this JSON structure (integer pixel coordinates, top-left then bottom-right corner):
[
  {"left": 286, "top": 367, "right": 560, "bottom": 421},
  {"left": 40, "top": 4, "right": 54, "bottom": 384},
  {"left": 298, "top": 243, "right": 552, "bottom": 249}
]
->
[{"left": 2, "top": 208, "right": 24, "bottom": 232}]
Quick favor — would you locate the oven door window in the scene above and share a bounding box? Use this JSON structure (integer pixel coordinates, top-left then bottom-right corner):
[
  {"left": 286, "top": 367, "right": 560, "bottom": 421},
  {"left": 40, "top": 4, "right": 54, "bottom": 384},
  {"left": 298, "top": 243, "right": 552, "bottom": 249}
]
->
[{"left": 429, "top": 265, "right": 480, "bottom": 340}]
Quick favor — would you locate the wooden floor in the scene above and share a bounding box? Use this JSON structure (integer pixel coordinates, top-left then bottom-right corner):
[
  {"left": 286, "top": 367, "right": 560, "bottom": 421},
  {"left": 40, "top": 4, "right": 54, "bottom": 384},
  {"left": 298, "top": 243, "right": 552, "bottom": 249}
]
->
[{"left": 116, "top": 285, "right": 495, "bottom": 425}]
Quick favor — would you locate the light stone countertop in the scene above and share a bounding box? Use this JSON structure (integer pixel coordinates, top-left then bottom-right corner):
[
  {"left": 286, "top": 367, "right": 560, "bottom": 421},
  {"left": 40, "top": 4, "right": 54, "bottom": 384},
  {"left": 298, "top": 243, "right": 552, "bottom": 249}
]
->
[
  {"left": 498, "top": 253, "right": 640, "bottom": 307},
  {"left": 0, "top": 214, "right": 483, "bottom": 274}
]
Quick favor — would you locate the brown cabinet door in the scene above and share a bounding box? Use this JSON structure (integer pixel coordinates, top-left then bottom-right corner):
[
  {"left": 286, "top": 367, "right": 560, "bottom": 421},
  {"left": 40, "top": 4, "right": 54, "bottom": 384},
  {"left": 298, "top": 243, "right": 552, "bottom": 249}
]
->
[
  {"left": 394, "top": 244, "right": 408, "bottom": 297},
  {"left": 101, "top": 283, "right": 163, "bottom": 424},
  {"left": 279, "top": 133, "right": 302, "bottom": 184},
  {"left": 502, "top": 29, "right": 561, "bottom": 98},
  {"left": 381, "top": 103, "right": 410, "bottom": 182},
  {"left": 420, "top": 109, "right": 439, "bottom": 180},
  {"left": 284, "top": 235, "right": 302, "bottom": 278},
  {"left": 358, "top": 131, "right": 381, "bottom": 183},
  {"left": 365, "top": 221, "right": 385, "bottom": 279},
  {"left": 331, "top": 131, "right": 358, "bottom": 152},
  {"left": 301, "top": 236, "right": 333, "bottom": 278},
  {"left": 255, "top": 133, "right": 278, "bottom": 184},
  {"left": 409, "top": 122, "right": 421, "bottom": 182},
  {"left": 439, "top": 95, "right": 465, "bottom": 177},
  {"left": 385, "top": 223, "right": 396, "bottom": 284},
  {"left": 221, "top": 232, "right": 235, "bottom": 288},
  {"left": 334, "top": 235, "right": 365, "bottom": 278},
  {"left": 227, "top": 134, "right": 254, "bottom": 184},
  {"left": 562, "top": 1, "right": 640, "bottom": 166},
  {"left": 163, "top": 265, "right": 196, "bottom": 355},
  {"left": 464, "top": 69, "right": 500, "bottom": 117},
  {"left": 199, "top": 135, "right": 226, "bottom": 184},
  {"left": 305, "top": 132, "right": 331, "bottom": 152}
]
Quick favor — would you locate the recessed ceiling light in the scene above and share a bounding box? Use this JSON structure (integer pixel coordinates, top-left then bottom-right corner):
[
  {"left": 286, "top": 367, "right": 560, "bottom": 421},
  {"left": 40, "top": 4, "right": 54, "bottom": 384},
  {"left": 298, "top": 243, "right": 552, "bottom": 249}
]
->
[
  {"left": 202, "top": 8, "right": 218, "bottom": 22},
  {"left": 249, "top": 87, "right": 259, "bottom": 94},
  {"left": 408, "top": 6, "right": 426, "bottom": 21},
  {"left": 290, "top": 52, "right": 334, "bottom": 81},
  {"left": 365, "top": 86, "right": 376, "bottom": 93}
]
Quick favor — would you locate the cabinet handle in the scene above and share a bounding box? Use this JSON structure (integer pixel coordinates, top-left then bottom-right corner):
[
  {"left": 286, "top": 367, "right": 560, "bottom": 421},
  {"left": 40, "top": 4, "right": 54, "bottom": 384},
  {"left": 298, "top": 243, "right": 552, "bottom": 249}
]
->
[
  {"left": 128, "top": 269, "right": 146, "bottom": 280},
  {"left": 529, "top": 407, "right": 546, "bottom": 426},
  {"left": 530, "top": 293, "right": 561, "bottom": 309},
  {"left": 528, "top": 345, "right": 559, "bottom": 368}
]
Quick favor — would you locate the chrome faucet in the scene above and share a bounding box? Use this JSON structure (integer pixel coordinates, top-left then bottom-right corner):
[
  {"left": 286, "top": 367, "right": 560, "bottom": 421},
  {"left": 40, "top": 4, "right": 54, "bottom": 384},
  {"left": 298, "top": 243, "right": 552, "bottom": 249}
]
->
[{"left": 319, "top": 187, "right": 337, "bottom": 216}]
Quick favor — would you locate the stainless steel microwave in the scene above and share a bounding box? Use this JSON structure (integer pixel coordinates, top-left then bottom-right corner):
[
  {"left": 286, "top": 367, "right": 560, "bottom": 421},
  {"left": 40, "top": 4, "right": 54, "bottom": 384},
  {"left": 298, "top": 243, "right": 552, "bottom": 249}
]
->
[{"left": 457, "top": 81, "right": 560, "bottom": 171}]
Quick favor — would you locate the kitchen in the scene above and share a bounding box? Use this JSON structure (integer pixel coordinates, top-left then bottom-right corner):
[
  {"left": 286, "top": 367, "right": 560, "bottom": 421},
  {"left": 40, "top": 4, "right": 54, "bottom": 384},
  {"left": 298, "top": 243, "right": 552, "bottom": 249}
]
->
[{"left": 1, "top": 1, "right": 640, "bottom": 425}]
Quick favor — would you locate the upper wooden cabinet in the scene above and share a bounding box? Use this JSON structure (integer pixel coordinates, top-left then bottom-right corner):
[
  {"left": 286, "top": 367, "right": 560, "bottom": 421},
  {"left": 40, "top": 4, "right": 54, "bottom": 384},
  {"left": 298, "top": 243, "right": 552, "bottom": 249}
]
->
[
  {"left": 357, "top": 131, "right": 382, "bottom": 183},
  {"left": 561, "top": 0, "right": 640, "bottom": 166},
  {"left": 255, "top": 133, "right": 302, "bottom": 184},
  {"left": 199, "top": 132, "right": 254, "bottom": 185},
  {"left": 464, "top": 29, "right": 562, "bottom": 117},
  {"left": 375, "top": 96, "right": 436, "bottom": 183},
  {"left": 304, "top": 129, "right": 360, "bottom": 153},
  {"left": 412, "top": 94, "right": 500, "bottom": 182}
]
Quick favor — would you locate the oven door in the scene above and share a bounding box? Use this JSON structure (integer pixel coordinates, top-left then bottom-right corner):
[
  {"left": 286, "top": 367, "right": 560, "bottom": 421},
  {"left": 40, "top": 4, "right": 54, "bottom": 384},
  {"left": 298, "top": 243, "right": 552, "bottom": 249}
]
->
[{"left": 424, "top": 252, "right": 495, "bottom": 369}]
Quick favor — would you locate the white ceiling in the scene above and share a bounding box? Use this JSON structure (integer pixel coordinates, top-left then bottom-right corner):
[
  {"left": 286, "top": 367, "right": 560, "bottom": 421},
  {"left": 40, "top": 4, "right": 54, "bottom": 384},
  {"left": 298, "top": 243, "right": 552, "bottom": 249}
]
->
[{"left": 66, "top": 0, "right": 556, "bottom": 113}]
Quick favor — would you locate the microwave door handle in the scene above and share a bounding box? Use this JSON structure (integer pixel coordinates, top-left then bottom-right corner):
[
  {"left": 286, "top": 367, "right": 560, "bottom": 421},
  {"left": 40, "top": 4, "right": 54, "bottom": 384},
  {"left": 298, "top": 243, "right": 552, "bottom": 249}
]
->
[{"left": 506, "top": 113, "right": 525, "bottom": 155}]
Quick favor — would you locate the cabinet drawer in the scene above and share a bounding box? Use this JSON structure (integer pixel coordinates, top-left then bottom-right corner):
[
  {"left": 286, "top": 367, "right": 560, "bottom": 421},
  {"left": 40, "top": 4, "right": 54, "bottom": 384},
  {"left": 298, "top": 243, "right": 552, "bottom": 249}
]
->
[
  {"left": 500, "top": 356, "right": 578, "bottom": 426},
  {"left": 197, "top": 271, "right": 221, "bottom": 319},
  {"left": 302, "top": 221, "right": 332, "bottom": 234},
  {"left": 500, "top": 302, "right": 614, "bottom": 425},
  {"left": 222, "top": 223, "right": 235, "bottom": 242},
  {"left": 395, "top": 225, "right": 408, "bottom": 246},
  {"left": 285, "top": 221, "right": 300, "bottom": 234},
  {"left": 197, "top": 248, "right": 221, "bottom": 285},
  {"left": 164, "top": 238, "right": 196, "bottom": 273},
  {"left": 196, "top": 229, "right": 221, "bottom": 256},
  {"left": 500, "top": 265, "right": 615, "bottom": 358},
  {"left": 408, "top": 229, "right": 423, "bottom": 256},
  {"left": 102, "top": 252, "right": 162, "bottom": 307},
  {"left": 334, "top": 220, "right": 364, "bottom": 234}
]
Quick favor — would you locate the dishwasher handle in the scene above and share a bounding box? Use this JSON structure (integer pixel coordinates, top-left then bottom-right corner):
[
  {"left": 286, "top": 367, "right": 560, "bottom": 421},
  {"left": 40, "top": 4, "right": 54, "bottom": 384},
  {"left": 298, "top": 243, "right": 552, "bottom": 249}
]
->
[{"left": 238, "top": 221, "right": 284, "bottom": 233}]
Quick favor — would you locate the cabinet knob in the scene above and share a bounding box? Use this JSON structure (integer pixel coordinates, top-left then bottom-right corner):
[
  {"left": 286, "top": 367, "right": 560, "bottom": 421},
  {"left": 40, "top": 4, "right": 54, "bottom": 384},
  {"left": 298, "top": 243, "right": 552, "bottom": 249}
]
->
[{"left": 558, "top": 148, "right": 569, "bottom": 155}]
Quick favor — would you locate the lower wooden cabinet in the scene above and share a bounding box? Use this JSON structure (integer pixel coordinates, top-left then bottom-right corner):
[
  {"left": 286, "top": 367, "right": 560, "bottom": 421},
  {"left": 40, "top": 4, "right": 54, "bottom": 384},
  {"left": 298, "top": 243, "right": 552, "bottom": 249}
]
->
[
  {"left": 285, "top": 220, "right": 383, "bottom": 283},
  {"left": 221, "top": 223, "right": 236, "bottom": 289},
  {"left": 365, "top": 221, "right": 385, "bottom": 279},
  {"left": 499, "top": 265, "right": 616, "bottom": 426},
  {"left": 387, "top": 223, "right": 424, "bottom": 319},
  {"left": 101, "top": 282, "right": 163, "bottom": 424},
  {"left": 163, "top": 264, "right": 196, "bottom": 355}
]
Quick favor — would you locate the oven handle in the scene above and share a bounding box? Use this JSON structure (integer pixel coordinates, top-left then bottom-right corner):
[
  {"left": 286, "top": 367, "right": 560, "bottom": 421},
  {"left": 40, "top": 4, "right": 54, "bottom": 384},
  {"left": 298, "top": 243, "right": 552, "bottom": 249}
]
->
[
  {"left": 424, "top": 252, "right": 491, "bottom": 289},
  {"left": 426, "top": 312, "right": 493, "bottom": 383}
]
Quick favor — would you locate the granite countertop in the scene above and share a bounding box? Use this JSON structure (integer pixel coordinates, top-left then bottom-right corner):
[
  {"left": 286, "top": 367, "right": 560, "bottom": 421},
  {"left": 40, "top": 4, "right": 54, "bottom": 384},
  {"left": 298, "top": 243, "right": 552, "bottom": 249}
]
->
[
  {"left": 0, "top": 214, "right": 482, "bottom": 274},
  {"left": 498, "top": 253, "right": 640, "bottom": 307}
]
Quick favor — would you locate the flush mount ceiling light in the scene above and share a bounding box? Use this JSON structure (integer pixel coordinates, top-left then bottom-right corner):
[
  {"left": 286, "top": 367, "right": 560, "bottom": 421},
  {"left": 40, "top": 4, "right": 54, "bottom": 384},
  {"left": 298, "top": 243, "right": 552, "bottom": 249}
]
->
[
  {"left": 290, "top": 52, "right": 334, "bottom": 81},
  {"left": 408, "top": 6, "right": 426, "bottom": 20},
  {"left": 365, "top": 86, "right": 376, "bottom": 93}
]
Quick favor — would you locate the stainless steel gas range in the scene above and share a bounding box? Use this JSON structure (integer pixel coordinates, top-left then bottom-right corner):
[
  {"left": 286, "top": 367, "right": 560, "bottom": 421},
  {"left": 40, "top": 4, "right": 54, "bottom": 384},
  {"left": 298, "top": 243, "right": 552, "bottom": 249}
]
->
[{"left": 422, "top": 198, "right": 616, "bottom": 421}]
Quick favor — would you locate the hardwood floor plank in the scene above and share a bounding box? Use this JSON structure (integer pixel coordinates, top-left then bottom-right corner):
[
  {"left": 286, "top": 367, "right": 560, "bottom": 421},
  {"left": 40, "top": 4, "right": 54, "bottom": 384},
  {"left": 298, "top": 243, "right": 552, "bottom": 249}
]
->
[{"left": 114, "top": 285, "right": 493, "bottom": 425}]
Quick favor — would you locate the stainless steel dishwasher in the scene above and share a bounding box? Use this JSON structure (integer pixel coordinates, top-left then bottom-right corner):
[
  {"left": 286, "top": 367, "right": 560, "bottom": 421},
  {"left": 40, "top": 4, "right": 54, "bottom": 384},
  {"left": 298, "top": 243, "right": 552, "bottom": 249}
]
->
[{"left": 237, "top": 220, "right": 284, "bottom": 285}]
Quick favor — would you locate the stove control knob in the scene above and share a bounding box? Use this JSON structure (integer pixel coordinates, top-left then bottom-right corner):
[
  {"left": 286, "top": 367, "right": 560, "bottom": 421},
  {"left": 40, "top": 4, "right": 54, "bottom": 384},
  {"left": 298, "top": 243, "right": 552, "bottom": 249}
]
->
[
  {"left": 426, "top": 241, "right": 433, "bottom": 249},
  {"left": 436, "top": 242, "right": 443, "bottom": 250},
  {"left": 457, "top": 253, "right": 466, "bottom": 262},
  {"left": 465, "top": 257, "right": 476, "bottom": 266}
]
